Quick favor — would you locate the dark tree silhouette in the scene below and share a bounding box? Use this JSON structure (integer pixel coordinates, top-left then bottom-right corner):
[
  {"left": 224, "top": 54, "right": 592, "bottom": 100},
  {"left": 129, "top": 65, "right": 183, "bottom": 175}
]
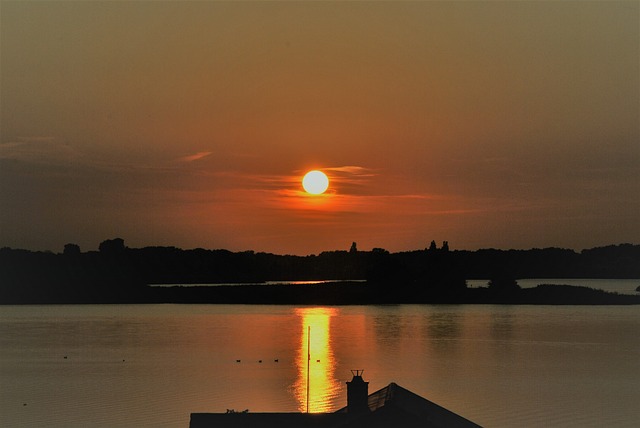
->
[
  {"left": 2, "top": 241, "right": 640, "bottom": 305},
  {"left": 63, "top": 243, "right": 80, "bottom": 256},
  {"left": 99, "top": 238, "right": 126, "bottom": 254}
]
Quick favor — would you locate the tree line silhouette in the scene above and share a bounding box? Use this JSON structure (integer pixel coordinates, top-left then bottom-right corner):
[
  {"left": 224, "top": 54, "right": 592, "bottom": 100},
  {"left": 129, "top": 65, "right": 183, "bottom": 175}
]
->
[{"left": 1, "top": 239, "right": 639, "bottom": 304}]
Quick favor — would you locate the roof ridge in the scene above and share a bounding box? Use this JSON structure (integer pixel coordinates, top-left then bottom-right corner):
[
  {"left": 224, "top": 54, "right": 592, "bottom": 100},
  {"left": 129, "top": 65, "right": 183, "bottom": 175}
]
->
[{"left": 385, "top": 382, "right": 397, "bottom": 403}]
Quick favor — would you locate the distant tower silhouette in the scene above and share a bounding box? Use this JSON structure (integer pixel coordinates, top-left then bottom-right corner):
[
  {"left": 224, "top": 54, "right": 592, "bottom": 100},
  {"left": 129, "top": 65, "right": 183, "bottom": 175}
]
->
[
  {"left": 349, "top": 242, "right": 358, "bottom": 253},
  {"left": 346, "top": 370, "right": 369, "bottom": 414}
]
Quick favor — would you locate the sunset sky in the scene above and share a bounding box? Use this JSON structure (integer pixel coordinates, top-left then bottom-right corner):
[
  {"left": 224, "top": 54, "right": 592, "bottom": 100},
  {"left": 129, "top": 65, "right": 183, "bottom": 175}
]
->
[{"left": 1, "top": 1, "right": 638, "bottom": 255}]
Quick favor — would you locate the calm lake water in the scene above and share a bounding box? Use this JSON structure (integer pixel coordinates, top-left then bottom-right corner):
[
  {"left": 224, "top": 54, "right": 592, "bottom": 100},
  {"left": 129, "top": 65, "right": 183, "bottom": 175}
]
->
[{"left": 1, "top": 303, "right": 638, "bottom": 427}]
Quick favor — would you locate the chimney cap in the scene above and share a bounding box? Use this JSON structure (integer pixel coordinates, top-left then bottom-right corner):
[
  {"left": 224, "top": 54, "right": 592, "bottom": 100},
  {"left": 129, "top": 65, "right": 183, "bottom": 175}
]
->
[{"left": 350, "top": 369, "right": 365, "bottom": 377}]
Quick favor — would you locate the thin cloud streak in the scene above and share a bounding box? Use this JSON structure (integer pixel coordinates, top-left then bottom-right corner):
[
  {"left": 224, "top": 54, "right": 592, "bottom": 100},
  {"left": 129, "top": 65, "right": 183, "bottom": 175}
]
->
[
  {"left": 178, "top": 151, "right": 213, "bottom": 162},
  {"left": 324, "top": 165, "right": 376, "bottom": 176},
  {"left": 0, "top": 139, "right": 81, "bottom": 165}
]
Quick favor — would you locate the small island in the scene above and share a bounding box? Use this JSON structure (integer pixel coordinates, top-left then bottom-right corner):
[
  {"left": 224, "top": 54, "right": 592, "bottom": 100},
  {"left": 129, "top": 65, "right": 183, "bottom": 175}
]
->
[{"left": 1, "top": 239, "right": 639, "bottom": 305}]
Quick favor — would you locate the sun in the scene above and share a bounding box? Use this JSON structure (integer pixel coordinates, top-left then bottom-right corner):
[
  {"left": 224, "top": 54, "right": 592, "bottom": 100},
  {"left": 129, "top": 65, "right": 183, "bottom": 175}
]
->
[{"left": 302, "top": 170, "right": 329, "bottom": 195}]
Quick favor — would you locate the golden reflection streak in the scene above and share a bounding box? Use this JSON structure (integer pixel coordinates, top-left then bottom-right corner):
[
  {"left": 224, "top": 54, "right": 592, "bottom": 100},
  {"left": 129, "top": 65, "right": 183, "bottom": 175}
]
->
[{"left": 293, "top": 307, "right": 341, "bottom": 413}]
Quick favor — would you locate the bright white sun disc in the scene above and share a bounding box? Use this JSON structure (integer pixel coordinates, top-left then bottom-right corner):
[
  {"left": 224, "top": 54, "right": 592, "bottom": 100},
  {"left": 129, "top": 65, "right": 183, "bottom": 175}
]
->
[{"left": 302, "top": 170, "right": 329, "bottom": 195}]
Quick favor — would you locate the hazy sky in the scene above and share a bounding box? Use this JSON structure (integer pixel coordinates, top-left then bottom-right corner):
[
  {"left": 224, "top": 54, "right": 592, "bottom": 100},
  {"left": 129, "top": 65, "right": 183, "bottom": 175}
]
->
[{"left": 1, "top": 1, "right": 638, "bottom": 255}]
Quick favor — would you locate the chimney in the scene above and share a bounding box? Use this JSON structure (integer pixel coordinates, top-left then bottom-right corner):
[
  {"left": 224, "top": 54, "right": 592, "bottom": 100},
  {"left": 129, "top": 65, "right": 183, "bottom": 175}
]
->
[{"left": 346, "top": 370, "right": 369, "bottom": 414}]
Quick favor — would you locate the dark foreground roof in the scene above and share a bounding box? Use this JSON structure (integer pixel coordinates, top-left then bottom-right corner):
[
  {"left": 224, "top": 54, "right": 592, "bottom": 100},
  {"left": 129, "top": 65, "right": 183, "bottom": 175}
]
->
[
  {"left": 190, "top": 382, "right": 481, "bottom": 428},
  {"left": 336, "top": 382, "right": 482, "bottom": 428}
]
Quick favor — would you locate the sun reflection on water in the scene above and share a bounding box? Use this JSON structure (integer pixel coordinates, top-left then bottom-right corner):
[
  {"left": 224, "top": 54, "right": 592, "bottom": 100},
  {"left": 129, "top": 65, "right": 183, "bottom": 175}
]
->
[{"left": 293, "top": 307, "right": 341, "bottom": 413}]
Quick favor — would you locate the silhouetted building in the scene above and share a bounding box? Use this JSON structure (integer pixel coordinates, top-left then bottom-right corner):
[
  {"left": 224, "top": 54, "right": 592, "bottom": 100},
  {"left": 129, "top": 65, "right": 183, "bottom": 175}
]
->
[
  {"left": 189, "top": 372, "right": 480, "bottom": 428},
  {"left": 346, "top": 369, "right": 369, "bottom": 414}
]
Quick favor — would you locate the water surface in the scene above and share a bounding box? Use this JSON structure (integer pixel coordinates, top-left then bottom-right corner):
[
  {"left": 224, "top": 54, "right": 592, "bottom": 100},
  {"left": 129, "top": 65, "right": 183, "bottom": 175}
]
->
[{"left": 1, "top": 304, "right": 638, "bottom": 427}]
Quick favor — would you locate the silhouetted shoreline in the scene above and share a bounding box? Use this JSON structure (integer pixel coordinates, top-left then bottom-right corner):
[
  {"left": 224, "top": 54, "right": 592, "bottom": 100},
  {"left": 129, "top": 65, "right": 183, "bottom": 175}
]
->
[
  {"left": 1, "top": 239, "right": 639, "bottom": 305},
  {"left": 1, "top": 280, "right": 638, "bottom": 305},
  {"left": 147, "top": 282, "right": 640, "bottom": 305}
]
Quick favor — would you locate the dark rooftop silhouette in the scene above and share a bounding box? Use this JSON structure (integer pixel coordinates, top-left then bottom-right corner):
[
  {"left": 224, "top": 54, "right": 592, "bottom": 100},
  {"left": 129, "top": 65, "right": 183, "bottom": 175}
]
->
[
  {"left": 189, "top": 372, "right": 481, "bottom": 428},
  {"left": 336, "top": 382, "right": 482, "bottom": 428}
]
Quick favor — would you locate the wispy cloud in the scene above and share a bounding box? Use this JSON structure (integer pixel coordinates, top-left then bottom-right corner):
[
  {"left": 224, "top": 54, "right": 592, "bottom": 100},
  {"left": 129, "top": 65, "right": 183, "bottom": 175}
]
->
[
  {"left": 0, "top": 138, "right": 81, "bottom": 165},
  {"left": 324, "top": 165, "right": 376, "bottom": 176},
  {"left": 178, "top": 151, "right": 213, "bottom": 162},
  {"left": 318, "top": 165, "right": 377, "bottom": 189}
]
